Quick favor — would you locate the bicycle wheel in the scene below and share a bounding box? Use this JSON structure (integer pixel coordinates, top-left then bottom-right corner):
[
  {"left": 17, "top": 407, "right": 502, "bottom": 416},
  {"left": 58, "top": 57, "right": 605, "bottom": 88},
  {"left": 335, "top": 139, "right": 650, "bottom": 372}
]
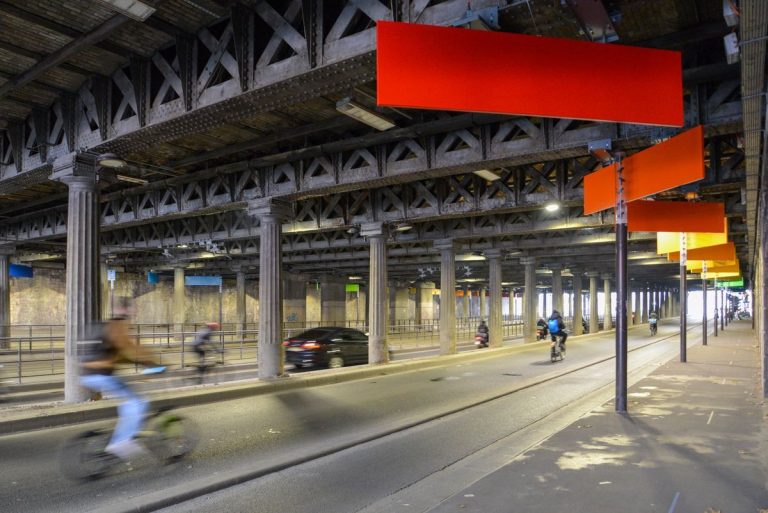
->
[
  {"left": 59, "top": 430, "right": 116, "bottom": 481},
  {"left": 145, "top": 411, "right": 198, "bottom": 463}
]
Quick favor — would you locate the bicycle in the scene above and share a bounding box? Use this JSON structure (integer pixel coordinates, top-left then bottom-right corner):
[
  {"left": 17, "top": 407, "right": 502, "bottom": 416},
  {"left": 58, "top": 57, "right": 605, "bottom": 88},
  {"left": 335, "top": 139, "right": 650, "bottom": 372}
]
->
[
  {"left": 191, "top": 348, "right": 224, "bottom": 384},
  {"left": 60, "top": 368, "right": 198, "bottom": 481}
]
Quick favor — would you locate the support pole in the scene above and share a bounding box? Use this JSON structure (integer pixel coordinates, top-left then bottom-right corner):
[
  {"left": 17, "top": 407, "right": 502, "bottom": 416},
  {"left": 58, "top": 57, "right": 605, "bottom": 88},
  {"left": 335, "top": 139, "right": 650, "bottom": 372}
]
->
[
  {"left": 720, "top": 287, "right": 725, "bottom": 331},
  {"left": 572, "top": 270, "right": 583, "bottom": 336},
  {"left": 249, "top": 199, "right": 291, "bottom": 379},
  {"left": 362, "top": 223, "right": 389, "bottom": 364},
  {"left": 0, "top": 251, "right": 11, "bottom": 349},
  {"left": 486, "top": 249, "right": 503, "bottom": 348},
  {"left": 680, "top": 233, "right": 687, "bottom": 362},
  {"left": 435, "top": 239, "right": 457, "bottom": 355},
  {"left": 521, "top": 256, "right": 537, "bottom": 342},
  {"left": 702, "top": 265, "right": 708, "bottom": 346},
  {"left": 615, "top": 159, "right": 628, "bottom": 413},
  {"left": 52, "top": 154, "right": 100, "bottom": 403},
  {"left": 714, "top": 277, "right": 719, "bottom": 337},
  {"left": 587, "top": 271, "right": 600, "bottom": 333}
]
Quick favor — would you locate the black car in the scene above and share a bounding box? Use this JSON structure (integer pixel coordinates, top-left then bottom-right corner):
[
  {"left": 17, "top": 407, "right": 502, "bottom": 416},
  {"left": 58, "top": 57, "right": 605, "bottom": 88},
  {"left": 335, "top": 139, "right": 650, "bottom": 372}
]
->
[{"left": 283, "top": 327, "right": 371, "bottom": 369}]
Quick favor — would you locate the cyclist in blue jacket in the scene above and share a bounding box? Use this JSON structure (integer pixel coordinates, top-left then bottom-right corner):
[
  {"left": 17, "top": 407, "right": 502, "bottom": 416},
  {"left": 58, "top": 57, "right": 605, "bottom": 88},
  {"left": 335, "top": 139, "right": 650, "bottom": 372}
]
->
[{"left": 547, "top": 310, "right": 567, "bottom": 353}]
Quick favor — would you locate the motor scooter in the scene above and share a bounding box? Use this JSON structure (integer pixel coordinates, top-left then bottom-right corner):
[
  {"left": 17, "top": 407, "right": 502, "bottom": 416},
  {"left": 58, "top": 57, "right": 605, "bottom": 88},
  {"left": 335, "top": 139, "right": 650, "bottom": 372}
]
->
[
  {"left": 649, "top": 318, "right": 658, "bottom": 335},
  {"left": 536, "top": 324, "right": 548, "bottom": 341},
  {"left": 474, "top": 331, "right": 489, "bottom": 348}
]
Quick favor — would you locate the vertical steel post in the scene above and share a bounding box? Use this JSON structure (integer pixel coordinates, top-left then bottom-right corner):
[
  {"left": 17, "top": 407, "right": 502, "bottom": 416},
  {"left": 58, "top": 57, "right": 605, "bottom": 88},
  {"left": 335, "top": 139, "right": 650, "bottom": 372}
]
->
[
  {"left": 720, "top": 287, "right": 725, "bottom": 331},
  {"left": 680, "top": 233, "right": 687, "bottom": 362},
  {"left": 702, "top": 264, "right": 708, "bottom": 346},
  {"left": 714, "top": 277, "right": 719, "bottom": 337},
  {"left": 615, "top": 157, "right": 628, "bottom": 413}
]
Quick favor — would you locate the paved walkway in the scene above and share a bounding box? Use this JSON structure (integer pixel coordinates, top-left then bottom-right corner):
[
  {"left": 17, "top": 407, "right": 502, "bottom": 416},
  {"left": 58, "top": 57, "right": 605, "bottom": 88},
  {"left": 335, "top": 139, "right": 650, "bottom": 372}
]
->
[{"left": 415, "top": 319, "right": 768, "bottom": 513}]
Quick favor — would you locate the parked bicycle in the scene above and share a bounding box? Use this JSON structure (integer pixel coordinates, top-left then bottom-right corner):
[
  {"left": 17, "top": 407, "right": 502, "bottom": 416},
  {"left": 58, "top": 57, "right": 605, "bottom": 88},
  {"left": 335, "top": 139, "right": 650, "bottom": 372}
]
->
[{"left": 59, "top": 368, "right": 198, "bottom": 481}]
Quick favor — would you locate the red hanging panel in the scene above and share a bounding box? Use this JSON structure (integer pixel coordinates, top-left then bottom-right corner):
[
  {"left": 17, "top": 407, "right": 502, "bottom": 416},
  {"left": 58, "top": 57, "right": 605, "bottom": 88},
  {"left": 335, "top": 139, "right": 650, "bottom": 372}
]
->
[
  {"left": 377, "top": 21, "right": 683, "bottom": 127},
  {"left": 626, "top": 201, "right": 724, "bottom": 233}
]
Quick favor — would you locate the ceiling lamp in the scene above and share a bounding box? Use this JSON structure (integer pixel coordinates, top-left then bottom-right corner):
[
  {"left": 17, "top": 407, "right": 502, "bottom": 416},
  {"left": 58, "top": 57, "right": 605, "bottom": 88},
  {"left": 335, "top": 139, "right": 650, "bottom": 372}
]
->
[
  {"left": 473, "top": 169, "right": 500, "bottom": 181},
  {"left": 544, "top": 202, "right": 560, "bottom": 212},
  {"left": 97, "top": 153, "right": 127, "bottom": 169},
  {"left": 393, "top": 222, "right": 413, "bottom": 232},
  {"left": 116, "top": 174, "right": 148, "bottom": 185},
  {"left": 95, "top": 0, "right": 156, "bottom": 21},
  {"left": 336, "top": 98, "right": 396, "bottom": 131}
]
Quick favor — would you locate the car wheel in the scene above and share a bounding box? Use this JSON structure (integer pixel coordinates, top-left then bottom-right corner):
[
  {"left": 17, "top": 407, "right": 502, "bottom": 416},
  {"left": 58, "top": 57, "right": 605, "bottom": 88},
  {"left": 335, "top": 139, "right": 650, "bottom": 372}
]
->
[
  {"left": 328, "top": 355, "right": 345, "bottom": 368},
  {"left": 293, "top": 363, "right": 303, "bottom": 369}
]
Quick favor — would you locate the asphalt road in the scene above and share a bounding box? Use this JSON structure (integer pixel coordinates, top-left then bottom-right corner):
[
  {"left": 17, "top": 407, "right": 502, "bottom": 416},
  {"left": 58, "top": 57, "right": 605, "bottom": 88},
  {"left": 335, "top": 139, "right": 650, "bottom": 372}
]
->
[{"left": 0, "top": 322, "right": 681, "bottom": 513}]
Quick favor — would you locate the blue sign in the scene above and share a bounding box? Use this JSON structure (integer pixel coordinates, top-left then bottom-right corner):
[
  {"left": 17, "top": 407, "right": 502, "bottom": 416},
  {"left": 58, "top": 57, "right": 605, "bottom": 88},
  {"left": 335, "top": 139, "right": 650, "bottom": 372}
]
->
[
  {"left": 185, "top": 275, "right": 222, "bottom": 286},
  {"left": 9, "top": 264, "right": 33, "bottom": 278},
  {"left": 147, "top": 271, "right": 159, "bottom": 284},
  {"left": 107, "top": 269, "right": 116, "bottom": 282}
]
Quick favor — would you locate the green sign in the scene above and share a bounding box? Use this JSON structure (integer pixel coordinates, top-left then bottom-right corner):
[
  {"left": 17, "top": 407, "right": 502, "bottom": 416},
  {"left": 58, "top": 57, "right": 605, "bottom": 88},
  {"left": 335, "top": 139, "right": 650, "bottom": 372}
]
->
[
  {"left": 346, "top": 283, "right": 360, "bottom": 293},
  {"left": 716, "top": 279, "right": 743, "bottom": 288}
]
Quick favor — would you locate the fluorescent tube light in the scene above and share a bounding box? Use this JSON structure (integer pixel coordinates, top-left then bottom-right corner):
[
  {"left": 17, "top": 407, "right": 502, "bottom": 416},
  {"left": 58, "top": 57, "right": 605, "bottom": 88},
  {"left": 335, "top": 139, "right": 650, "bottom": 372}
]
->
[
  {"left": 116, "top": 174, "right": 149, "bottom": 185},
  {"left": 473, "top": 169, "right": 500, "bottom": 181},
  {"left": 336, "top": 98, "right": 396, "bottom": 131},
  {"left": 96, "top": 0, "right": 156, "bottom": 21}
]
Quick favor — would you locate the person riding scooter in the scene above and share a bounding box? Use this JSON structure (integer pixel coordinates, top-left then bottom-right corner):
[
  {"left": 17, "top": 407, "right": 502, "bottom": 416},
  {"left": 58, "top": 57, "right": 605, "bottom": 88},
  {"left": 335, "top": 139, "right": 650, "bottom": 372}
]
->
[
  {"left": 547, "top": 310, "right": 567, "bottom": 353},
  {"left": 475, "top": 319, "right": 489, "bottom": 348},
  {"left": 536, "top": 318, "right": 549, "bottom": 340},
  {"left": 649, "top": 311, "right": 658, "bottom": 335}
]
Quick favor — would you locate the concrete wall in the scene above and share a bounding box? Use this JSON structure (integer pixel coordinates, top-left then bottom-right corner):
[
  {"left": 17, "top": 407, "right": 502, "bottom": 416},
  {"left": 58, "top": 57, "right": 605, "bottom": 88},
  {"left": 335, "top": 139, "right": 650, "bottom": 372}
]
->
[{"left": 10, "top": 269, "right": 260, "bottom": 326}]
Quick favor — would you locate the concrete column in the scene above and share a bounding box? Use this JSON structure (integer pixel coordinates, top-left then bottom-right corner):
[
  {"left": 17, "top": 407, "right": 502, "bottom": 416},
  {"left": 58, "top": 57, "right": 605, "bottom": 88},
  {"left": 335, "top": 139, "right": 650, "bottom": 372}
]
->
[
  {"left": 572, "top": 270, "right": 583, "bottom": 335},
  {"left": 173, "top": 265, "right": 185, "bottom": 341},
  {"left": 235, "top": 267, "right": 246, "bottom": 339},
  {"left": 587, "top": 272, "right": 600, "bottom": 333},
  {"left": 416, "top": 282, "right": 436, "bottom": 324},
  {"left": 52, "top": 154, "right": 100, "bottom": 403},
  {"left": 435, "top": 239, "right": 456, "bottom": 355},
  {"left": 633, "top": 287, "right": 640, "bottom": 325},
  {"left": 642, "top": 285, "right": 649, "bottom": 323},
  {"left": 321, "top": 276, "right": 346, "bottom": 324},
  {"left": 249, "top": 199, "right": 291, "bottom": 379},
  {"left": 283, "top": 278, "right": 307, "bottom": 327},
  {"left": 0, "top": 251, "right": 10, "bottom": 349},
  {"left": 603, "top": 275, "right": 613, "bottom": 330},
  {"left": 522, "top": 256, "right": 537, "bottom": 342},
  {"left": 551, "top": 265, "right": 563, "bottom": 314},
  {"left": 479, "top": 287, "right": 487, "bottom": 319},
  {"left": 394, "top": 286, "right": 410, "bottom": 323},
  {"left": 462, "top": 284, "right": 470, "bottom": 319},
  {"left": 100, "top": 261, "right": 110, "bottom": 321},
  {"left": 486, "top": 249, "right": 503, "bottom": 348},
  {"left": 362, "top": 223, "right": 388, "bottom": 364}
]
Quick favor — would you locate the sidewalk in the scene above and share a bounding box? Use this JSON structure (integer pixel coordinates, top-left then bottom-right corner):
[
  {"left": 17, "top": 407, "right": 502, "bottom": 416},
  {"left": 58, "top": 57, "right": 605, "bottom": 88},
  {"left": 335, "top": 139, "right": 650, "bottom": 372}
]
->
[{"left": 420, "top": 319, "right": 768, "bottom": 513}]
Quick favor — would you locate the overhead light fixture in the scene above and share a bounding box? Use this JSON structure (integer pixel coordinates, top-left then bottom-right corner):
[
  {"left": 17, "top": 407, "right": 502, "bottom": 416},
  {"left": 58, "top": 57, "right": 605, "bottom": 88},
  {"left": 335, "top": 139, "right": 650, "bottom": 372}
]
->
[
  {"left": 473, "top": 169, "right": 500, "bottom": 181},
  {"left": 116, "top": 174, "right": 148, "bottom": 185},
  {"left": 348, "top": 276, "right": 363, "bottom": 280},
  {"left": 393, "top": 222, "right": 413, "bottom": 232},
  {"left": 95, "top": 0, "right": 156, "bottom": 21},
  {"left": 684, "top": 191, "right": 700, "bottom": 201},
  {"left": 544, "top": 202, "right": 560, "bottom": 212},
  {"left": 96, "top": 153, "right": 127, "bottom": 169},
  {"left": 177, "top": 244, "right": 189, "bottom": 249},
  {"left": 346, "top": 226, "right": 359, "bottom": 235},
  {"left": 336, "top": 97, "right": 396, "bottom": 131}
]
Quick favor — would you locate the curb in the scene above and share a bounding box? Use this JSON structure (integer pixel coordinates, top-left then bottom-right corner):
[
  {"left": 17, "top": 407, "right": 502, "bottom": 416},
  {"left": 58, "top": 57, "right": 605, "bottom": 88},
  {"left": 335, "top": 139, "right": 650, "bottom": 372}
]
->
[{"left": 0, "top": 321, "right": 669, "bottom": 435}]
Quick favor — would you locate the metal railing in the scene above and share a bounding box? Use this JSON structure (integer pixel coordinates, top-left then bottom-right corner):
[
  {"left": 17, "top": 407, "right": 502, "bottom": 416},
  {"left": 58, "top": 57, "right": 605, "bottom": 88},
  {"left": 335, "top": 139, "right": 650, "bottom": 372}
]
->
[{"left": 0, "top": 319, "right": 527, "bottom": 383}]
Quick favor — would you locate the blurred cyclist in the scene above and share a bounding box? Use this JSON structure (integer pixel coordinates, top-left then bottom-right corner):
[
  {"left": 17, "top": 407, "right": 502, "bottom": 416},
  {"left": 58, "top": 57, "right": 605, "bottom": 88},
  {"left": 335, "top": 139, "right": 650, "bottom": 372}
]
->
[
  {"left": 192, "top": 322, "right": 221, "bottom": 383},
  {"left": 80, "top": 297, "right": 159, "bottom": 460}
]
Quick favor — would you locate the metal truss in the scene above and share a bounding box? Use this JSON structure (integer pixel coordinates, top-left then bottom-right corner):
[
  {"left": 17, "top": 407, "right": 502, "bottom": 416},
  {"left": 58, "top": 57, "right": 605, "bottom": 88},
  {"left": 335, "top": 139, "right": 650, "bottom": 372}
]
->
[
  {"left": 0, "top": 0, "right": 514, "bottom": 188},
  {"left": 0, "top": 125, "right": 745, "bottom": 250}
]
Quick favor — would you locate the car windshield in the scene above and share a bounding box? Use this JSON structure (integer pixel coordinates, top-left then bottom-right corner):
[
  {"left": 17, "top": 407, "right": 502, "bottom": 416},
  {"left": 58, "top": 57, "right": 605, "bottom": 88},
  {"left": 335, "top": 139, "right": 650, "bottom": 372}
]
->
[{"left": 293, "top": 328, "right": 335, "bottom": 340}]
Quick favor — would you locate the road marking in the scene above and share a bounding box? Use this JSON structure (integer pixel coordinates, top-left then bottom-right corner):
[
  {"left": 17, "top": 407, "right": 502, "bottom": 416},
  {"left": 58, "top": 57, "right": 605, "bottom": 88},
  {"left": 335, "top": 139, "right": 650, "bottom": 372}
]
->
[
  {"left": 706, "top": 411, "right": 714, "bottom": 425},
  {"left": 668, "top": 492, "right": 681, "bottom": 513}
]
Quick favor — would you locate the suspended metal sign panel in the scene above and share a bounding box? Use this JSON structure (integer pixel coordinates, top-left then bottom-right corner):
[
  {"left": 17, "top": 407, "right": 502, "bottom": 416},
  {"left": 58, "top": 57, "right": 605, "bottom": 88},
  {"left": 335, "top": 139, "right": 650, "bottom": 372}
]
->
[
  {"left": 377, "top": 21, "right": 683, "bottom": 126},
  {"left": 9, "top": 264, "right": 32, "bottom": 278},
  {"left": 185, "top": 276, "right": 222, "bottom": 286}
]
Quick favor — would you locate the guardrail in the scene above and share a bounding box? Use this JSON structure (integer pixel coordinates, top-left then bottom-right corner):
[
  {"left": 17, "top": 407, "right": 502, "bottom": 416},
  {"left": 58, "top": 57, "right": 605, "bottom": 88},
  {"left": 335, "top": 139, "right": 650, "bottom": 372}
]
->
[{"left": 0, "top": 319, "right": 527, "bottom": 384}]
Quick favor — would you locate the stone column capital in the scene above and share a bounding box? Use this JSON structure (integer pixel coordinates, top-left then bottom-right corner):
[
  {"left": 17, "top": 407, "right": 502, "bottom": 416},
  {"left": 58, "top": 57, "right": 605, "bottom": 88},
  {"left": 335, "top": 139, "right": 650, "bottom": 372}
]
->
[
  {"left": 548, "top": 263, "right": 564, "bottom": 271},
  {"left": 520, "top": 256, "right": 536, "bottom": 267},
  {"left": 0, "top": 245, "right": 15, "bottom": 257},
  {"left": 586, "top": 270, "right": 601, "bottom": 278},
  {"left": 601, "top": 274, "right": 613, "bottom": 281},
  {"left": 484, "top": 248, "right": 503, "bottom": 260},
  {"left": 433, "top": 238, "right": 456, "bottom": 252},
  {"left": 50, "top": 152, "right": 98, "bottom": 185},
  {"left": 247, "top": 198, "right": 292, "bottom": 222},
  {"left": 360, "top": 222, "right": 387, "bottom": 238}
]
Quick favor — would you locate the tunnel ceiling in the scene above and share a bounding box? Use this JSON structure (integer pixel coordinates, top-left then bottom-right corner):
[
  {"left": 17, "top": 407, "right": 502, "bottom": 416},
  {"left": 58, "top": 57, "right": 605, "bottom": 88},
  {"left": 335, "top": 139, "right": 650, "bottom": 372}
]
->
[{"left": 0, "top": 0, "right": 758, "bottom": 289}]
